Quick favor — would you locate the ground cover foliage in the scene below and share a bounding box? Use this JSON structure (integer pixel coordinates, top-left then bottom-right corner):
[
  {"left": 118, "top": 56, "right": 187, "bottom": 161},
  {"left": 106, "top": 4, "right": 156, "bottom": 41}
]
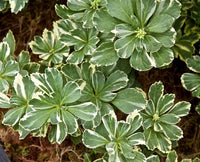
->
[{"left": 0, "top": 0, "right": 200, "bottom": 161}]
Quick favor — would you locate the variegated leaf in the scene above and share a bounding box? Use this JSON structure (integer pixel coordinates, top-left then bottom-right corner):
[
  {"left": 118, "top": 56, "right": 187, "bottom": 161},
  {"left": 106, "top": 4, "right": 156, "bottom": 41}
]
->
[
  {"left": 0, "top": 92, "right": 10, "bottom": 108},
  {"left": 68, "top": 102, "right": 97, "bottom": 121},
  {"left": 112, "top": 88, "right": 146, "bottom": 113},
  {"left": 9, "top": 0, "right": 29, "bottom": 13},
  {"left": 83, "top": 129, "right": 108, "bottom": 148}
]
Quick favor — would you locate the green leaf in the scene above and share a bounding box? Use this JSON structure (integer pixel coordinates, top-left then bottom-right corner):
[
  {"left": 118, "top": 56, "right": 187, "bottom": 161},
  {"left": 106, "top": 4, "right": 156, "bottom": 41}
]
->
[
  {"left": 60, "top": 28, "right": 99, "bottom": 63},
  {"left": 0, "top": 1, "right": 7, "bottom": 11},
  {"left": 168, "top": 101, "right": 191, "bottom": 117},
  {"left": 102, "top": 111, "right": 117, "bottom": 137},
  {"left": 9, "top": 0, "right": 29, "bottom": 13},
  {"left": 119, "top": 140, "right": 134, "bottom": 159},
  {"left": 92, "top": 71, "right": 105, "bottom": 94},
  {"left": 45, "top": 68, "right": 63, "bottom": 93},
  {"left": 116, "top": 121, "right": 131, "bottom": 138},
  {"left": 144, "top": 128, "right": 171, "bottom": 153},
  {"left": 131, "top": 151, "right": 146, "bottom": 162},
  {"left": 0, "top": 92, "right": 10, "bottom": 108},
  {"left": 1, "top": 60, "right": 19, "bottom": 77},
  {"left": 186, "top": 55, "right": 200, "bottom": 73},
  {"left": 3, "top": 106, "right": 26, "bottom": 126},
  {"left": 126, "top": 111, "right": 143, "bottom": 134},
  {"left": 53, "top": 19, "right": 79, "bottom": 36},
  {"left": 152, "top": 28, "right": 176, "bottom": 48},
  {"left": 103, "top": 70, "right": 128, "bottom": 92},
  {"left": 81, "top": 109, "right": 102, "bottom": 129},
  {"left": 67, "top": 0, "right": 89, "bottom": 11},
  {"left": 181, "top": 73, "right": 200, "bottom": 98},
  {"left": 135, "top": 0, "right": 156, "bottom": 26},
  {"left": 196, "top": 102, "right": 200, "bottom": 115},
  {"left": 62, "top": 110, "right": 78, "bottom": 134},
  {"left": 158, "top": 114, "right": 180, "bottom": 125},
  {"left": 147, "top": 14, "right": 174, "bottom": 33},
  {"left": 68, "top": 102, "right": 97, "bottom": 121},
  {"left": 31, "top": 123, "right": 48, "bottom": 138},
  {"left": 55, "top": 4, "right": 75, "bottom": 19},
  {"left": 19, "top": 125, "right": 30, "bottom": 139},
  {"left": 23, "top": 63, "right": 40, "bottom": 74},
  {"left": 114, "top": 23, "right": 136, "bottom": 38},
  {"left": 153, "top": 0, "right": 181, "bottom": 19},
  {"left": 112, "top": 88, "right": 146, "bottom": 113},
  {"left": 20, "top": 109, "right": 54, "bottom": 131},
  {"left": 82, "top": 9, "right": 95, "bottom": 28},
  {"left": 114, "top": 35, "right": 137, "bottom": 59},
  {"left": 114, "top": 58, "right": 132, "bottom": 74},
  {"left": 106, "top": 142, "right": 121, "bottom": 162},
  {"left": 127, "top": 132, "right": 145, "bottom": 146},
  {"left": 0, "top": 42, "right": 10, "bottom": 62},
  {"left": 61, "top": 64, "right": 81, "bottom": 81},
  {"left": 83, "top": 129, "right": 108, "bottom": 148},
  {"left": 17, "top": 51, "right": 30, "bottom": 69},
  {"left": 50, "top": 109, "right": 62, "bottom": 124},
  {"left": 107, "top": 0, "right": 134, "bottom": 25},
  {"left": 144, "top": 35, "right": 162, "bottom": 53},
  {"left": 148, "top": 81, "right": 163, "bottom": 108},
  {"left": 157, "top": 94, "right": 175, "bottom": 115},
  {"left": 0, "top": 78, "right": 9, "bottom": 93},
  {"left": 61, "top": 81, "right": 81, "bottom": 104},
  {"left": 150, "top": 47, "right": 174, "bottom": 68},
  {"left": 166, "top": 150, "right": 178, "bottom": 162},
  {"left": 160, "top": 123, "right": 183, "bottom": 140},
  {"left": 90, "top": 42, "right": 119, "bottom": 66},
  {"left": 48, "top": 122, "right": 68, "bottom": 144},
  {"left": 29, "top": 98, "right": 55, "bottom": 110},
  {"left": 173, "top": 40, "right": 194, "bottom": 62},
  {"left": 130, "top": 50, "right": 153, "bottom": 71},
  {"left": 93, "top": 8, "right": 121, "bottom": 32},
  {"left": 67, "top": 49, "right": 85, "bottom": 64},
  {"left": 14, "top": 74, "right": 35, "bottom": 100},
  {"left": 3, "top": 30, "right": 15, "bottom": 56},
  {"left": 146, "top": 155, "right": 160, "bottom": 162}
]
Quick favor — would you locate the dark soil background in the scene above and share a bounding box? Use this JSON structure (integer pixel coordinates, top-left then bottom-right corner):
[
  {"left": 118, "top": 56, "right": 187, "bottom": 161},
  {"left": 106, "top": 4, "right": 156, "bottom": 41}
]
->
[{"left": 0, "top": 0, "right": 200, "bottom": 161}]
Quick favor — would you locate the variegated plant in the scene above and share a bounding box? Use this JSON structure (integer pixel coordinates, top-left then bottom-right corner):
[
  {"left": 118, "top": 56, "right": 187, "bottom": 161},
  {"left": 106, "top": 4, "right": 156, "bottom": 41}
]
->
[
  {"left": 18, "top": 68, "right": 97, "bottom": 144},
  {"left": 0, "top": 0, "right": 198, "bottom": 160},
  {"left": 0, "top": 30, "right": 19, "bottom": 93},
  {"left": 2, "top": 74, "right": 36, "bottom": 139},
  {"left": 172, "top": 0, "right": 200, "bottom": 62},
  {"left": 141, "top": 81, "right": 191, "bottom": 153},
  {"left": 61, "top": 62, "right": 146, "bottom": 129},
  {"left": 29, "top": 29, "right": 69, "bottom": 66},
  {"left": 181, "top": 55, "right": 200, "bottom": 114},
  {"left": 83, "top": 110, "right": 146, "bottom": 162},
  {"left": 0, "top": 0, "right": 29, "bottom": 13}
]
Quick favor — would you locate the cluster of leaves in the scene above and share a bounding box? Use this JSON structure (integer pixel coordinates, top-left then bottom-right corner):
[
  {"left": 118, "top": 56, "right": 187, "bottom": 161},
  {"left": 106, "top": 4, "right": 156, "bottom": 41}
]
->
[
  {"left": 0, "top": 0, "right": 29, "bottom": 13},
  {"left": 28, "top": 0, "right": 181, "bottom": 71},
  {"left": 181, "top": 55, "right": 200, "bottom": 114},
  {"left": 0, "top": 0, "right": 200, "bottom": 161},
  {"left": 172, "top": 0, "right": 200, "bottom": 61}
]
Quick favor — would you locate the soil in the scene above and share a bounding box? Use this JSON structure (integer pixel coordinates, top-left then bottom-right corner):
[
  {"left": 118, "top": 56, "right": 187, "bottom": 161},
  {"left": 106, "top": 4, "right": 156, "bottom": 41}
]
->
[{"left": 0, "top": 0, "right": 200, "bottom": 161}]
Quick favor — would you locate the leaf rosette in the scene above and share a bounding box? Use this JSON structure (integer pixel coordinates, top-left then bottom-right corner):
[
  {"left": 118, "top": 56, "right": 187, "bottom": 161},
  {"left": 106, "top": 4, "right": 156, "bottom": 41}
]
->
[
  {"left": 101, "top": 0, "right": 181, "bottom": 71},
  {"left": 141, "top": 81, "right": 190, "bottom": 153},
  {"left": 62, "top": 62, "right": 146, "bottom": 129},
  {"left": 2, "top": 74, "right": 36, "bottom": 139},
  {"left": 56, "top": 0, "right": 107, "bottom": 28},
  {"left": 0, "top": 31, "right": 19, "bottom": 93},
  {"left": 19, "top": 68, "right": 97, "bottom": 144},
  {"left": 83, "top": 110, "right": 146, "bottom": 162},
  {"left": 29, "top": 29, "right": 69, "bottom": 66}
]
